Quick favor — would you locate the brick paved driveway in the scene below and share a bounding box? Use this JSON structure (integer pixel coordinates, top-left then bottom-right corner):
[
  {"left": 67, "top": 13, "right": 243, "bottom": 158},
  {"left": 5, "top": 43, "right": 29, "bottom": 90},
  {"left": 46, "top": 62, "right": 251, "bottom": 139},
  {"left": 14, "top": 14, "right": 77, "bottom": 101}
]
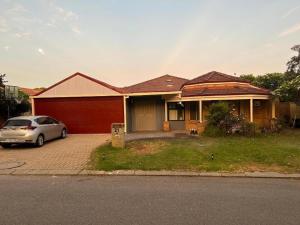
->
[{"left": 0, "top": 134, "right": 110, "bottom": 174}]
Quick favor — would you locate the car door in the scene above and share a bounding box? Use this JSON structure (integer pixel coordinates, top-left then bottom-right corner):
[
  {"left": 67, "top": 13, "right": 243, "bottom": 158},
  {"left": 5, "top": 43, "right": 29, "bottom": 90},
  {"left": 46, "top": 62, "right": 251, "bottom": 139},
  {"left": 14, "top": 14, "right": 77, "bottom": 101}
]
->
[
  {"left": 42, "top": 117, "right": 58, "bottom": 140},
  {"left": 36, "top": 117, "right": 51, "bottom": 141},
  {"left": 48, "top": 117, "right": 62, "bottom": 138}
]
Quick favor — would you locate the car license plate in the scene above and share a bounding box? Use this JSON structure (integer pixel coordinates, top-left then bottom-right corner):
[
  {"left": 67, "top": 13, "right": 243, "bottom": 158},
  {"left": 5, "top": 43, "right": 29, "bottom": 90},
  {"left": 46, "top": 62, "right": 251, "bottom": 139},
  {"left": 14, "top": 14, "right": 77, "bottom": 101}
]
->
[{"left": 3, "top": 139, "right": 18, "bottom": 143}]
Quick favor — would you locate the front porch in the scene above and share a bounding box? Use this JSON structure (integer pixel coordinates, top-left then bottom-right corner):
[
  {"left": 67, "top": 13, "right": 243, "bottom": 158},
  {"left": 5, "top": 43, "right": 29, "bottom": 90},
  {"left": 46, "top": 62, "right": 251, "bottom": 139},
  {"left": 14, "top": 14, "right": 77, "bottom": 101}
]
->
[
  {"left": 163, "top": 97, "right": 276, "bottom": 133},
  {"left": 124, "top": 95, "right": 276, "bottom": 134}
]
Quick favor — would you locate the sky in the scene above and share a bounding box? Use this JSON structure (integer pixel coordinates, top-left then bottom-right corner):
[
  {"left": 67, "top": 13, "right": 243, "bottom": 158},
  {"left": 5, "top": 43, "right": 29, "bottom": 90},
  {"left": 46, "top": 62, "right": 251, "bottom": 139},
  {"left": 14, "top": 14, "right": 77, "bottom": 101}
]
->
[{"left": 1, "top": 0, "right": 300, "bottom": 88}]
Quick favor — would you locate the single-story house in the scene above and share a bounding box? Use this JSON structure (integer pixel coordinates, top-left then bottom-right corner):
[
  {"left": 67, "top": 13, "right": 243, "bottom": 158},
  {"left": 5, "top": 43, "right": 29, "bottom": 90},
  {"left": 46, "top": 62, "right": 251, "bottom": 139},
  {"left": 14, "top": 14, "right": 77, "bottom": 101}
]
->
[{"left": 32, "top": 71, "right": 276, "bottom": 134}]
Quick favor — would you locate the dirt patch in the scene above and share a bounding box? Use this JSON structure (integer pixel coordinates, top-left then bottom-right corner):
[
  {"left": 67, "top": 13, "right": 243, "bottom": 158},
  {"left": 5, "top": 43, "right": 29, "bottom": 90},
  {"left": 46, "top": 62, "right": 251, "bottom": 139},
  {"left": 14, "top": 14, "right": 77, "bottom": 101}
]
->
[
  {"left": 237, "top": 163, "right": 285, "bottom": 173},
  {"left": 128, "top": 140, "right": 168, "bottom": 156}
]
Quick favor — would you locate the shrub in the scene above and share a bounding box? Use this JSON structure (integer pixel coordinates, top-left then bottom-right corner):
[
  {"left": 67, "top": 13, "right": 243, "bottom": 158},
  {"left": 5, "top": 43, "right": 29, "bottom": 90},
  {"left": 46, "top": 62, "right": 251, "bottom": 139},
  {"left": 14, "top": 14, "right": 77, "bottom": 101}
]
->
[
  {"left": 203, "top": 124, "right": 224, "bottom": 137},
  {"left": 206, "top": 102, "right": 229, "bottom": 126},
  {"left": 204, "top": 102, "right": 257, "bottom": 137}
]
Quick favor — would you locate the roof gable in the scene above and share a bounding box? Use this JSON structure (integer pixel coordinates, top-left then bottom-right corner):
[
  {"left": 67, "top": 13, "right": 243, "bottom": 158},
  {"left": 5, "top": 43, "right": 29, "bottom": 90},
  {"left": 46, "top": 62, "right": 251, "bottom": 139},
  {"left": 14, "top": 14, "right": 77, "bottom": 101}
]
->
[
  {"left": 185, "top": 71, "right": 247, "bottom": 85},
  {"left": 123, "top": 74, "right": 188, "bottom": 93},
  {"left": 36, "top": 72, "right": 122, "bottom": 97}
]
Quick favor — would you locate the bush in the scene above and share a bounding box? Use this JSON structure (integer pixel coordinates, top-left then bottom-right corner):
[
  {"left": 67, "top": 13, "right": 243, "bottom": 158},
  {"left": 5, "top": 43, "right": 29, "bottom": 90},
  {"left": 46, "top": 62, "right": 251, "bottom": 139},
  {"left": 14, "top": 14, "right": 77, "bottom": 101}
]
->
[
  {"left": 206, "top": 102, "right": 229, "bottom": 126},
  {"left": 204, "top": 101, "right": 257, "bottom": 137},
  {"left": 203, "top": 125, "right": 224, "bottom": 137}
]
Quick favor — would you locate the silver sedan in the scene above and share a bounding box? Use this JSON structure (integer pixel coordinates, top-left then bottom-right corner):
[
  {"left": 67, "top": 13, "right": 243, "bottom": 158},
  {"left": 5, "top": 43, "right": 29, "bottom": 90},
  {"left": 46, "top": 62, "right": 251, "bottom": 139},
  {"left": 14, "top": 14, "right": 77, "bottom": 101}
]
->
[{"left": 0, "top": 116, "right": 67, "bottom": 148}]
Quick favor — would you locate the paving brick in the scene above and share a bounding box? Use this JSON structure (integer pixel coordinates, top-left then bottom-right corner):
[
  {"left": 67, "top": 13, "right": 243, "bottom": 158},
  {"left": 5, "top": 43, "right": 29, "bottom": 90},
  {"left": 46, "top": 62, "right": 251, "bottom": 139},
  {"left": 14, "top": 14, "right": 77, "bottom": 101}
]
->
[{"left": 0, "top": 134, "right": 110, "bottom": 174}]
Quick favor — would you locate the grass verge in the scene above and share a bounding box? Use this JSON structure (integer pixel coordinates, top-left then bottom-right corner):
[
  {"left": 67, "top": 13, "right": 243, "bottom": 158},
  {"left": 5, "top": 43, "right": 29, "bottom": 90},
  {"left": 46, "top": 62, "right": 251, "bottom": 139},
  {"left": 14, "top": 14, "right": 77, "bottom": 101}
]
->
[{"left": 90, "top": 129, "right": 300, "bottom": 173}]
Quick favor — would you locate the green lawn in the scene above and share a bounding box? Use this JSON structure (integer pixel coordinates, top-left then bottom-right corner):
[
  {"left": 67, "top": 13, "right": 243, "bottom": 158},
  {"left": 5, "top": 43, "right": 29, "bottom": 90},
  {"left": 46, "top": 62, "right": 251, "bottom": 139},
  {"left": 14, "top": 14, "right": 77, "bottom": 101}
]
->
[{"left": 90, "top": 129, "right": 300, "bottom": 173}]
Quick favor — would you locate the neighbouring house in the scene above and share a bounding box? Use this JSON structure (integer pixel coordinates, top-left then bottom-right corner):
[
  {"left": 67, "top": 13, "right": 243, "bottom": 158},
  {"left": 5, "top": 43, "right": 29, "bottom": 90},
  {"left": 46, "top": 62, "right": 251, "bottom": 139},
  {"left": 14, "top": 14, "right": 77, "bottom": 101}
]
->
[
  {"left": 19, "top": 87, "right": 44, "bottom": 97},
  {"left": 32, "top": 71, "right": 276, "bottom": 134}
]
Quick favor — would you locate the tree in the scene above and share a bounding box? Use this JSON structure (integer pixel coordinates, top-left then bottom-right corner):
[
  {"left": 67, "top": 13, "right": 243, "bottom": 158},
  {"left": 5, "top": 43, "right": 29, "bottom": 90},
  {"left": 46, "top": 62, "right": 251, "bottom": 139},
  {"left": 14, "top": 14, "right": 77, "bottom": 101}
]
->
[
  {"left": 0, "top": 73, "right": 7, "bottom": 86},
  {"left": 0, "top": 73, "right": 6, "bottom": 100},
  {"left": 276, "top": 45, "right": 300, "bottom": 102},
  {"left": 240, "top": 73, "right": 285, "bottom": 91},
  {"left": 275, "top": 76, "right": 300, "bottom": 102},
  {"left": 241, "top": 45, "right": 300, "bottom": 102},
  {"left": 286, "top": 45, "right": 300, "bottom": 81}
]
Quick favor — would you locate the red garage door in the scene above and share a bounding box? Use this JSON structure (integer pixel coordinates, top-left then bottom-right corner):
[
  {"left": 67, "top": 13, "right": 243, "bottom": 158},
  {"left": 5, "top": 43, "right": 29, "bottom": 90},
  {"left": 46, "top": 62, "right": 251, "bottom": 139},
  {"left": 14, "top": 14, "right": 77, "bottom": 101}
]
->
[{"left": 34, "top": 97, "right": 124, "bottom": 134}]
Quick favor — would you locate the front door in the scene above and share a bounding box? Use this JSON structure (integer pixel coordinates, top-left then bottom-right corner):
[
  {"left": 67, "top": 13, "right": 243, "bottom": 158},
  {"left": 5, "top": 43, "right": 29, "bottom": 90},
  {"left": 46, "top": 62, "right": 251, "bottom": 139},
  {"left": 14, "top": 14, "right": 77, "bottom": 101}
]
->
[{"left": 133, "top": 98, "right": 157, "bottom": 131}]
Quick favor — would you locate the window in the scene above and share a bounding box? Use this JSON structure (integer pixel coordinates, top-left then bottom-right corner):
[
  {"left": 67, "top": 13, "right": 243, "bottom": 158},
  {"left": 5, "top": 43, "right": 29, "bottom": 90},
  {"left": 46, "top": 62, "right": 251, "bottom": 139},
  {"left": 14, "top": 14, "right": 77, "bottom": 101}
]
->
[
  {"left": 190, "top": 102, "right": 199, "bottom": 120},
  {"left": 47, "top": 117, "right": 59, "bottom": 124},
  {"left": 35, "top": 117, "right": 58, "bottom": 125},
  {"left": 4, "top": 120, "right": 31, "bottom": 127},
  {"left": 168, "top": 102, "right": 185, "bottom": 121}
]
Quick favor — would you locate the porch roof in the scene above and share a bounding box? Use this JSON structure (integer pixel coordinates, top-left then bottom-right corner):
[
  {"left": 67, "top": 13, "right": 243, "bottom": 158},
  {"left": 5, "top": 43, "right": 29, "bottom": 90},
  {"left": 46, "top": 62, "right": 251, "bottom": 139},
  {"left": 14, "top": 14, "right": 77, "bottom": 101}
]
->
[{"left": 181, "top": 84, "right": 271, "bottom": 97}]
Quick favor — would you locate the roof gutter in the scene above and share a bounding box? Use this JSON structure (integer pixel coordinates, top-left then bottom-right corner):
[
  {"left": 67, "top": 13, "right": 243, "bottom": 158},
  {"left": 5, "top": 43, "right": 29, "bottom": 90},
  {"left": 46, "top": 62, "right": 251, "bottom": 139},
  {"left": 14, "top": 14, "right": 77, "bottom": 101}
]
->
[{"left": 125, "top": 91, "right": 181, "bottom": 97}]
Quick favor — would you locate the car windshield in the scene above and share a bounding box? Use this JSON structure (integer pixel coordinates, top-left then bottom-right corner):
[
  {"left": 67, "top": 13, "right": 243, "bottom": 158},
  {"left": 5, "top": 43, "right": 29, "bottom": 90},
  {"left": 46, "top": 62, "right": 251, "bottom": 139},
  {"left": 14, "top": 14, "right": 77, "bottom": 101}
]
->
[{"left": 4, "top": 119, "right": 32, "bottom": 127}]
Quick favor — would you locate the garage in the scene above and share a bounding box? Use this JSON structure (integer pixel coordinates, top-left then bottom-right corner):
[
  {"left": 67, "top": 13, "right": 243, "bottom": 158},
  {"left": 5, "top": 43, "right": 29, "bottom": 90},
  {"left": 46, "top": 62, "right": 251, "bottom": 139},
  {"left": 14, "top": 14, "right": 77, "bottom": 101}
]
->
[
  {"left": 33, "top": 73, "right": 124, "bottom": 134},
  {"left": 34, "top": 97, "right": 123, "bottom": 134}
]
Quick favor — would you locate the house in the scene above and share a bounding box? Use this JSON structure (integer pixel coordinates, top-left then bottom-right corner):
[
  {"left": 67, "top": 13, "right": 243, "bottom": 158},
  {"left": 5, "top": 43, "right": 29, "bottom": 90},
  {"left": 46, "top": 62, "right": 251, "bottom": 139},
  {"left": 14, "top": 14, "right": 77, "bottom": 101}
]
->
[
  {"left": 19, "top": 87, "right": 44, "bottom": 97},
  {"left": 32, "top": 71, "right": 275, "bottom": 134}
]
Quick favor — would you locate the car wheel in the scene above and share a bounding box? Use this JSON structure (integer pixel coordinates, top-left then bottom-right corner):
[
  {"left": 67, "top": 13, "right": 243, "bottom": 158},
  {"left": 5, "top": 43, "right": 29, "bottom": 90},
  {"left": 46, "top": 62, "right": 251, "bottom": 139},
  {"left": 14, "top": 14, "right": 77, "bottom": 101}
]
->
[
  {"left": 35, "top": 135, "right": 44, "bottom": 147},
  {"left": 61, "top": 129, "right": 67, "bottom": 139},
  {"left": 1, "top": 144, "right": 11, "bottom": 149}
]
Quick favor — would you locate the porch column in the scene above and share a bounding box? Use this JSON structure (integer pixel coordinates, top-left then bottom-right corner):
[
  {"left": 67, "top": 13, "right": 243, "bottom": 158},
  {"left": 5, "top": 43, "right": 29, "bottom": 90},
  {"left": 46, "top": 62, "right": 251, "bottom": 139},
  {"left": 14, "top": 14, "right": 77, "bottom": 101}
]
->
[
  {"left": 31, "top": 97, "right": 35, "bottom": 116},
  {"left": 250, "top": 98, "right": 254, "bottom": 123},
  {"left": 271, "top": 99, "right": 276, "bottom": 118},
  {"left": 123, "top": 96, "right": 127, "bottom": 133},
  {"left": 199, "top": 100, "right": 203, "bottom": 123},
  {"left": 164, "top": 101, "right": 168, "bottom": 121}
]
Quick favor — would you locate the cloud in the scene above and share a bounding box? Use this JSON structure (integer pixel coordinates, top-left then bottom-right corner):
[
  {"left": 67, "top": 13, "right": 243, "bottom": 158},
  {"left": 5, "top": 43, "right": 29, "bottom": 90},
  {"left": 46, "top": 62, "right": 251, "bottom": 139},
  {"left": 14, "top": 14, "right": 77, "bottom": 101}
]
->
[
  {"left": 279, "top": 23, "right": 300, "bottom": 37},
  {"left": 47, "top": 2, "right": 81, "bottom": 35},
  {"left": 0, "top": 18, "right": 8, "bottom": 32},
  {"left": 14, "top": 32, "right": 31, "bottom": 38},
  {"left": 55, "top": 7, "right": 78, "bottom": 21},
  {"left": 71, "top": 26, "right": 81, "bottom": 34},
  {"left": 7, "top": 3, "right": 28, "bottom": 14},
  {"left": 282, "top": 5, "right": 300, "bottom": 19},
  {"left": 3, "top": 46, "right": 10, "bottom": 51},
  {"left": 37, "top": 48, "right": 45, "bottom": 55}
]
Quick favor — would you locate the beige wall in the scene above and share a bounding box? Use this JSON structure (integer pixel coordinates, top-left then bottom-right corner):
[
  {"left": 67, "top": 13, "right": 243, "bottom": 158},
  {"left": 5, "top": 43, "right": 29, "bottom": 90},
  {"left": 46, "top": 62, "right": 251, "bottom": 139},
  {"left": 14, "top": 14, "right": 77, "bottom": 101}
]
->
[{"left": 38, "top": 75, "right": 120, "bottom": 97}]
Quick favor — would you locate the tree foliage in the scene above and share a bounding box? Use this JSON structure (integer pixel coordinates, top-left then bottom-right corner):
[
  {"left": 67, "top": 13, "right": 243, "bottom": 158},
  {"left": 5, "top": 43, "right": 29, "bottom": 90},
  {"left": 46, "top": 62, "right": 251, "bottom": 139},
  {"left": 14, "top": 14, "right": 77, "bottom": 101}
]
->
[
  {"left": 0, "top": 73, "right": 7, "bottom": 86},
  {"left": 240, "top": 73, "right": 285, "bottom": 91},
  {"left": 0, "top": 74, "right": 31, "bottom": 120},
  {"left": 241, "top": 45, "right": 300, "bottom": 102}
]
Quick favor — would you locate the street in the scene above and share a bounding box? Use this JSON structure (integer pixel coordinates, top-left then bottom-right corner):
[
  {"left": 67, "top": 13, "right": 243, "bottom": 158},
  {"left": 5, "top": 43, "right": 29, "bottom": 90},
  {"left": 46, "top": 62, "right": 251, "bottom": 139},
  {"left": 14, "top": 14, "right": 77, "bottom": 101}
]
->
[{"left": 0, "top": 176, "right": 299, "bottom": 225}]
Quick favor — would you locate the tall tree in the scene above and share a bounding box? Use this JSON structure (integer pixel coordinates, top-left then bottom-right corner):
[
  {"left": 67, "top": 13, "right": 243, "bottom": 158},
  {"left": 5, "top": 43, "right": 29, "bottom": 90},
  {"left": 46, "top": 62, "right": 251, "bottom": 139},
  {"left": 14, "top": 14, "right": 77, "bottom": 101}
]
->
[
  {"left": 0, "top": 73, "right": 6, "bottom": 100},
  {"left": 240, "top": 73, "right": 284, "bottom": 91},
  {"left": 0, "top": 73, "right": 7, "bottom": 86},
  {"left": 286, "top": 45, "right": 300, "bottom": 81}
]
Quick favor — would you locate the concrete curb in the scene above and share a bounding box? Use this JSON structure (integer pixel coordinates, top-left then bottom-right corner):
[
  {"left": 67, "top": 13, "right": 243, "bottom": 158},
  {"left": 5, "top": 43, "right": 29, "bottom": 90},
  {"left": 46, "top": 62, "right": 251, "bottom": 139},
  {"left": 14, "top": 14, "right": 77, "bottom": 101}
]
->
[
  {"left": 78, "top": 170, "right": 300, "bottom": 179},
  {"left": 1, "top": 169, "right": 300, "bottom": 179}
]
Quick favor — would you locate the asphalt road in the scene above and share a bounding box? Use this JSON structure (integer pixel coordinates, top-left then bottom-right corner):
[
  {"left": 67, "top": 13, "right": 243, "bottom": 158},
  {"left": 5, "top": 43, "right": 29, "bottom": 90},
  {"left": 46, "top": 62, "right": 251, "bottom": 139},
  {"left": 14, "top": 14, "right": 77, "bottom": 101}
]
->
[{"left": 0, "top": 176, "right": 299, "bottom": 225}]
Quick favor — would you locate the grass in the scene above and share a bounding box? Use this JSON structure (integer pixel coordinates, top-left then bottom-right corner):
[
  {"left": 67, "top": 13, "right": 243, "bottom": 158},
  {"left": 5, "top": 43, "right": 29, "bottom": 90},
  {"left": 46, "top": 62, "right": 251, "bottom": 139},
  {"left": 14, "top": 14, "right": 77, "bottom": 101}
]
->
[{"left": 90, "top": 129, "right": 300, "bottom": 173}]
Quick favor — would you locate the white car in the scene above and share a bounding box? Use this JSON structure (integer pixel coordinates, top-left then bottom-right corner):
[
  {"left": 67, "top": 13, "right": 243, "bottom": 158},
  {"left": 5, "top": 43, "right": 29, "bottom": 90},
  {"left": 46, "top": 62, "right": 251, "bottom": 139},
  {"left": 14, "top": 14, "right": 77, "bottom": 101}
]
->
[{"left": 0, "top": 116, "right": 67, "bottom": 148}]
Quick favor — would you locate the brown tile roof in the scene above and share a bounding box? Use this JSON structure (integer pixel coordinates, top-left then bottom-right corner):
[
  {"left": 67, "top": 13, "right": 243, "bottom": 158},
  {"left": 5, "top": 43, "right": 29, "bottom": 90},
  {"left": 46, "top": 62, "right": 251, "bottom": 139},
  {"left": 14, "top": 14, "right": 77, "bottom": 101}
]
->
[
  {"left": 182, "top": 84, "right": 271, "bottom": 97},
  {"left": 185, "top": 71, "right": 248, "bottom": 85},
  {"left": 19, "top": 87, "right": 45, "bottom": 96},
  {"left": 123, "top": 75, "right": 188, "bottom": 93}
]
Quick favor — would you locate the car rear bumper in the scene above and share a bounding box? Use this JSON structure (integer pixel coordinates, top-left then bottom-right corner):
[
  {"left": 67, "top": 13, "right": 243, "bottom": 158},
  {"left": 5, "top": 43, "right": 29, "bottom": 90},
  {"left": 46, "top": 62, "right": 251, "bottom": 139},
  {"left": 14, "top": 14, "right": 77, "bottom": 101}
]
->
[
  {"left": 0, "top": 140, "right": 34, "bottom": 144},
  {"left": 0, "top": 135, "right": 37, "bottom": 144}
]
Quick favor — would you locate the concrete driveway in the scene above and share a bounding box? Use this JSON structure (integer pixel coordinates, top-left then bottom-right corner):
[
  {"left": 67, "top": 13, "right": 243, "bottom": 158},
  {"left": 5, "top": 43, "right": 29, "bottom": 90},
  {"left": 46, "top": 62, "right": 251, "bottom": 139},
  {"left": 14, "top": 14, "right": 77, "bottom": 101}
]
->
[{"left": 0, "top": 134, "right": 110, "bottom": 175}]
